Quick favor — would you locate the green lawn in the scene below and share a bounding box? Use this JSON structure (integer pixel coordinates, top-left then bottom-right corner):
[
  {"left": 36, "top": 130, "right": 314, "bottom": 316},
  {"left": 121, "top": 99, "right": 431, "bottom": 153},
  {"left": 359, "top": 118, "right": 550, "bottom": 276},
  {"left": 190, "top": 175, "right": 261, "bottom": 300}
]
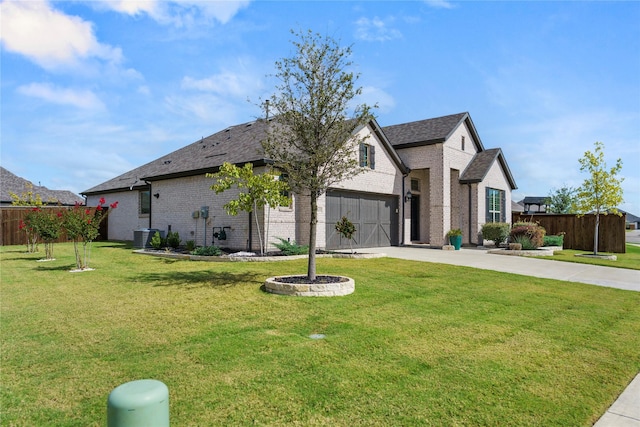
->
[
  {"left": 2, "top": 242, "right": 639, "bottom": 426},
  {"left": 548, "top": 244, "right": 640, "bottom": 270}
]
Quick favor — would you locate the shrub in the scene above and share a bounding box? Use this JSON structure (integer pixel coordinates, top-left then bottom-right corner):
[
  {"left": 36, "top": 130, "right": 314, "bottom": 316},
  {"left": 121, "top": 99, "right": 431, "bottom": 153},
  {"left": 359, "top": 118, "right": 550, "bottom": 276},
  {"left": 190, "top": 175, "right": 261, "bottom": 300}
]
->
[
  {"left": 191, "top": 245, "right": 222, "bottom": 256},
  {"left": 150, "top": 231, "right": 164, "bottom": 249},
  {"left": 446, "top": 228, "right": 462, "bottom": 237},
  {"left": 273, "top": 237, "right": 309, "bottom": 256},
  {"left": 512, "top": 235, "right": 536, "bottom": 250},
  {"left": 543, "top": 235, "right": 564, "bottom": 247},
  {"left": 481, "top": 222, "right": 510, "bottom": 247},
  {"left": 185, "top": 240, "right": 196, "bottom": 252},
  {"left": 167, "top": 231, "right": 181, "bottom": 249},
  {"left": 510, "top": 221, "right": 546, "bottom": 249}
]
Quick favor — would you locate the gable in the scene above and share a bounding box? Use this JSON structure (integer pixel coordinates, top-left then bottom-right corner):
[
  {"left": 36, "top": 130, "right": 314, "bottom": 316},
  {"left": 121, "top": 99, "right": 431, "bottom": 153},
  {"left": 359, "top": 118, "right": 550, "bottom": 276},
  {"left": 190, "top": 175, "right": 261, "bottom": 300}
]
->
[{"left": 460, "top": 148, "right": 517, "bottom": 190}]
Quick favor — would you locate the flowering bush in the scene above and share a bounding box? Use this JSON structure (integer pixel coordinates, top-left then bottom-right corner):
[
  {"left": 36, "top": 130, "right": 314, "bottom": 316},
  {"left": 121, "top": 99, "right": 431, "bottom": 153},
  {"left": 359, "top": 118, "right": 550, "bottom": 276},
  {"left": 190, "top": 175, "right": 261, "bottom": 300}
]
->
[
  {"left": 63, "top": 198, "right": 118, "bottom": 270},
  {"left": 510, "top": 221, "right": 546, "bottom": 249}
]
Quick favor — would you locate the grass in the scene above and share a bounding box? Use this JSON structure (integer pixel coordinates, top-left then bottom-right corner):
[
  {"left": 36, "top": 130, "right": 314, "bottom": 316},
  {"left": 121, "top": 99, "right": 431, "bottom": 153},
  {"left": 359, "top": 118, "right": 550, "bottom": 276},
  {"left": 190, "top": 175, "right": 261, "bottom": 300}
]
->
[
  {"left": 547, "top": 244, "right": 640, "bottom": 270},
  {"left": 2, "top": 241, "right": 640, "bottom": 426}
]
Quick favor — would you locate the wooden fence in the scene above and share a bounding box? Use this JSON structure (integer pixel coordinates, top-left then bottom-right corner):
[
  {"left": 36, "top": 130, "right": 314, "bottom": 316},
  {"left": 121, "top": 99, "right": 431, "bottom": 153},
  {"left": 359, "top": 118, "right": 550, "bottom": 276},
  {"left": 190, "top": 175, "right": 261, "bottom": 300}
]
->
[
  {"left": 512, "top": 213, "right": 626, "bottom": 253},
  {"left": 1, "top": 207, "right": 108, "bottom": 247}
]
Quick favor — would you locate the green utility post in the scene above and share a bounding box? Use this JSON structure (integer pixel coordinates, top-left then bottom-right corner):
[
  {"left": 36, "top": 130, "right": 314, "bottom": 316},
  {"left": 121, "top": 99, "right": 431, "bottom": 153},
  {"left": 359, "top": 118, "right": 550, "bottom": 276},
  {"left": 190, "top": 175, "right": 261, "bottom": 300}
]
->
[{"left": 107, "top": 379, "right": 169, "bottom": 426}]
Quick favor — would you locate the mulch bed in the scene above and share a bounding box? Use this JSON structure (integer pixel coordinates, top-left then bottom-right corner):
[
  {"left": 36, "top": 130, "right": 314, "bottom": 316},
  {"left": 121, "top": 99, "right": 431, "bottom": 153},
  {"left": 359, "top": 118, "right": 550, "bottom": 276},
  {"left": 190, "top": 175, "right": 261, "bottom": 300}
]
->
[{"left": 273, "top": 275, "right": 349, "bottom": 284}]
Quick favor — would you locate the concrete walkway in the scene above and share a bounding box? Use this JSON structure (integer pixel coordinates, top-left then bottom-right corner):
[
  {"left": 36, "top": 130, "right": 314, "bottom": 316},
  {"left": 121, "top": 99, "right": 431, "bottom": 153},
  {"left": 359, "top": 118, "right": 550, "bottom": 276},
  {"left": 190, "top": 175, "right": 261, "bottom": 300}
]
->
[{"left": 356, "top": 245, "right": 640, "bottom": 426}]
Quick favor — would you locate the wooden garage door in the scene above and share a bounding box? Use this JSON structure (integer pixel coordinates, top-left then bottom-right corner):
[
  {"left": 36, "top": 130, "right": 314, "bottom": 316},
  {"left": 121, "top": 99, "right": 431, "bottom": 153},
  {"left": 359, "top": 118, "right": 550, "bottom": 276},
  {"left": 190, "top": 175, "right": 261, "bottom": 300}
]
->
[{"left": 326, "top": 190, "right": 399, "bottom": 250}]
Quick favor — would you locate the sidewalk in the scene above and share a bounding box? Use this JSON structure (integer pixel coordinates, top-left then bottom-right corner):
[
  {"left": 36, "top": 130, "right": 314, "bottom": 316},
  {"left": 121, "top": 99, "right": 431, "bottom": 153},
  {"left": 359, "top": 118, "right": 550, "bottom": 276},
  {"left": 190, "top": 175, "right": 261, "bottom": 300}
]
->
[{"left": 357, "top": 245, "right": 640, "bottom": 426}]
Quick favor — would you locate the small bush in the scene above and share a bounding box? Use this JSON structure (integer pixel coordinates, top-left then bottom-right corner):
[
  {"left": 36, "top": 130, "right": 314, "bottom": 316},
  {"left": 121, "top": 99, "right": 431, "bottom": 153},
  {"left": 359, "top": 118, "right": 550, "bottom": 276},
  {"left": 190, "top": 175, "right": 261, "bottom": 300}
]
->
[
  {"left": 543, "top": 235, "right": 564, "bottom": 247},
  {"left": 167, "top": 231, "right": 181, "bottom": 249},
  {"left": 481, "top": 222, "right": 510, "bottom": 247},
  {"left": 510, "top": 221, "right": 546, "bottom": 249},
  {"left": 185, "top": 240, "right": 196, "bottom": 252},
  {"left": 512, "top": 235, "right": 536, "bottom": 250},
  {"left": 273, "top": 237, "right": 309, "bottom": 256},
  {"left": 191, "top": 245, "right": 222, "bottom": 256},
  {"left": 150, "top": 231, "right": 164, "bottom": 249}
]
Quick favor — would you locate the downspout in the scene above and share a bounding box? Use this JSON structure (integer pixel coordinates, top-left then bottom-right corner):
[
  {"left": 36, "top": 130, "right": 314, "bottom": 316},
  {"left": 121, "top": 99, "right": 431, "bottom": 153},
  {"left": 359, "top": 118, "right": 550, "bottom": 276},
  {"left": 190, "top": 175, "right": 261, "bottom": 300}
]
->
[{"left": 468, "top": 183, "right": 474, "bottom": 245}]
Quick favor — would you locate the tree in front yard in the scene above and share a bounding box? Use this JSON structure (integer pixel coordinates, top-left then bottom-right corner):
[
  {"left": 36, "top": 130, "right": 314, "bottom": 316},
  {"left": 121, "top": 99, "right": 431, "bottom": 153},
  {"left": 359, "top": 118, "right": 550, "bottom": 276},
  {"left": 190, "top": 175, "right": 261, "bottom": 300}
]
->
[
  {"left": 208, "top": 162, "right": 290, "bottom": 256},
  {"left": 573, "top": 141, "right": 624, "bottom": 255},
  {"left": 262, "top": 29, "right": 375, "bottom": 280}
]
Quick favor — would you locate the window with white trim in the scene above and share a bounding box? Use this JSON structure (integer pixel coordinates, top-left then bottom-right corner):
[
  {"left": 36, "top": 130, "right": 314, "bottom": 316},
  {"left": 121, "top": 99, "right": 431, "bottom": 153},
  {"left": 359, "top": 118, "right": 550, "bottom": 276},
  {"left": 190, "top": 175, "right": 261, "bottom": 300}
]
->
[{"left": 486, "top": 188, "right": 505, "bottom": 223}]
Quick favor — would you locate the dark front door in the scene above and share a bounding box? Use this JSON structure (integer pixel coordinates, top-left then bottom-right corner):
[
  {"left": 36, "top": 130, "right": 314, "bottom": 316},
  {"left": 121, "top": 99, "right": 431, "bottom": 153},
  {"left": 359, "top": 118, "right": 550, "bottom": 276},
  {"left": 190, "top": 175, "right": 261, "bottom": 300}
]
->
[{"left": 410, "top": 195, "right": 420, "bottom": 241}]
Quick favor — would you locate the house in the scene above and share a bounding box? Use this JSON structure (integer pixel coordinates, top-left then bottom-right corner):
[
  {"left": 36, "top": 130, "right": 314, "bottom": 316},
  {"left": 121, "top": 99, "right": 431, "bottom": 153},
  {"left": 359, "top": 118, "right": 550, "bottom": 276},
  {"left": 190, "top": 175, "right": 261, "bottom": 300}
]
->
[
  {"left": 82, "top": 112, "right": 517, "bottom": 250},
  {"left": 1, "top": 167, "right": 84, "bottom": 206}
]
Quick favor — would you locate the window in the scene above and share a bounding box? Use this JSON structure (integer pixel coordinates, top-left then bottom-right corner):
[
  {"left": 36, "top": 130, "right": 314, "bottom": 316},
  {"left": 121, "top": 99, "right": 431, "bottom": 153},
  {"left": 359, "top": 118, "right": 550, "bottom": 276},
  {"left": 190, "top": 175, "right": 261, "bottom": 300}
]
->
[
  {"left": 461, "top": 135, "right": 466, "bottom": 151},
  {"left": 279, "top": 173, "right": 289, "bottom": 198},
  {"left": 359, "top": 143, "right": 375, "bottom": 169},
  {"left": 139, "top": 190, "right": 150, "bottom": 215},
  {"left": 411, "top": 178, "right": 420, "bottom": 192},
  {"left": 486, "top": 188, "right": 505, "bottom": 223}
]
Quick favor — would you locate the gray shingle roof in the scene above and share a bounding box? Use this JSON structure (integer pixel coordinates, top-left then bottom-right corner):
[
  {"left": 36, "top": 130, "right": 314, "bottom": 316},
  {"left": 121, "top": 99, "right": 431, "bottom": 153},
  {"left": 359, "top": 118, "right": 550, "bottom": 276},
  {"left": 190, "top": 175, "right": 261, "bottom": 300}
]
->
[
  {"left": 1, "top": 167, "right": 84, "bottom": 206},
  {"left": 382, "top": 112, "right": 471, "bottom": 148},
  {"left": 460, "top": 148, "right": 517, "bottom": 190},
  {"left": 83, "top": 118, "right": 271, "bottom": 195}
]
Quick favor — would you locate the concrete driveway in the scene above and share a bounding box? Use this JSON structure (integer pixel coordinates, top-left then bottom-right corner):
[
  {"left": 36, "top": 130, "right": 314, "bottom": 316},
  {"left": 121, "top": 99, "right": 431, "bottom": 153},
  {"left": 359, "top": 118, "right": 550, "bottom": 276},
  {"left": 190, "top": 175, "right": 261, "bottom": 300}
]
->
[{"left": 357, "top": 245, "right": 640, "bottom": 292}]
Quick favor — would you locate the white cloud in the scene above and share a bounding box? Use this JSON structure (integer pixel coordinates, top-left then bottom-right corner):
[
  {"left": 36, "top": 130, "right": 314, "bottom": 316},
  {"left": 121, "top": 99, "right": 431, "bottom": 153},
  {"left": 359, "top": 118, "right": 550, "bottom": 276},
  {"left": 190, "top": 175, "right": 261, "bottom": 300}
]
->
[
  {"left": 181, "top": 58, "right": 265, "bottom": 96},
  {"left": 17, "top": 83, "right": 105, "bottom": 110},
  {"left": 360, "top": 86, "right": 396, "bottom": 114},
  {"left": 423, "top": 0, "right": 455, "bottom": 9},
  {"left": 95, "top": 0, "right": 251, "bottom": 27},
  {"left": 0, "top": 0, "right": 123, "bottom": 71},
  {"left": 354, "top": 17, "right": 402, "bottom": 42}
]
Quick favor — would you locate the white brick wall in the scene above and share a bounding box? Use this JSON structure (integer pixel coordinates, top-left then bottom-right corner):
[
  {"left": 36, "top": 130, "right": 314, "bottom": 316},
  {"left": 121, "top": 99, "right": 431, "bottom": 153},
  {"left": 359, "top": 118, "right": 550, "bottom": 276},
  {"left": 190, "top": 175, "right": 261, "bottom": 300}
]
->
[{"left": 86, "top": 191, "right": 146, "bottom": 241}]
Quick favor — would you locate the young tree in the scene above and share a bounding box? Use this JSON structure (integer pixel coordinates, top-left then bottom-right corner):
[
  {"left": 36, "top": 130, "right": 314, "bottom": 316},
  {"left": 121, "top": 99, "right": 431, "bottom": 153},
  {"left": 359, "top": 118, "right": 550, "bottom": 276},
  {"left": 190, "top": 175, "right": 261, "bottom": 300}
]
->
[
  {"left": 11, "top": 183, "right": 45, "bottom": 253},
  {"left": 545, "top": 185, "right": 576, "bottom": 214},
  {"left": 262, "top": 29, "right": 375, "bottom": 281},
  {"left": 208, "top": 162, "right": 290, "bottom": 255},
  {"left": 573, "top": 141, "right": 624, "bottom": 255}
]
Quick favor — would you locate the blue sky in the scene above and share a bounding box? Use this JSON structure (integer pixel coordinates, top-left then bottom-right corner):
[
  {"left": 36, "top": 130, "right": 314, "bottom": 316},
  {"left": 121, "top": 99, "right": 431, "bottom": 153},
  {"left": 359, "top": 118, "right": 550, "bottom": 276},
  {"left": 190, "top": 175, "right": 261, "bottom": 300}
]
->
[{"left": 2, "top": 0, "right": 639, "bottom": 215}]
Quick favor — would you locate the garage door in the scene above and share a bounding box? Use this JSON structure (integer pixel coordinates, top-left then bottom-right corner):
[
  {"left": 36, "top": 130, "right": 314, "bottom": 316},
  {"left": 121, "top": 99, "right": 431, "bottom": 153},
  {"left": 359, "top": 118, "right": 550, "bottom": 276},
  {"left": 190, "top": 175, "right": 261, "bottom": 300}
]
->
[{"left": 326, "top": 190, "right": 399, "bottom": 250}]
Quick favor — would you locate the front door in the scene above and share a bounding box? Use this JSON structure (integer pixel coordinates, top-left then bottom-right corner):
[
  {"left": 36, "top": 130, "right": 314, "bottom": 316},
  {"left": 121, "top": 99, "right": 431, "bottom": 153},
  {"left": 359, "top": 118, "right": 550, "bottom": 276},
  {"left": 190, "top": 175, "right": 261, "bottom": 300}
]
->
[{"left": 410, "top": 195, "right": 420, "bottom": 241}]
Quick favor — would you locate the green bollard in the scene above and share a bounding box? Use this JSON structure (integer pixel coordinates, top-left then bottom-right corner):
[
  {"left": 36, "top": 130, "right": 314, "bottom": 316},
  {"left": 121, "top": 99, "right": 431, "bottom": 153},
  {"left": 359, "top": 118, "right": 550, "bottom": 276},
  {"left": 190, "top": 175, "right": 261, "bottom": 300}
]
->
[{"left": 107, "top": 379, "right": 169, "bottom": 427}]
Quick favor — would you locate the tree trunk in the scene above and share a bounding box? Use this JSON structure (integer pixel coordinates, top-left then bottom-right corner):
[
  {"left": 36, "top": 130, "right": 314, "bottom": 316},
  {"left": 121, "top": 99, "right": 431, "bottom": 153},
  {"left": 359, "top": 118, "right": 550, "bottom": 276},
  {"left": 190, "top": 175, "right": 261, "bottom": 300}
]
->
[
  {"left": 253, "top": 200, "right": 264, "bottom": 255},
  {"left": 307, "top": 193, "right": 318, "bottom": 281},
  {"left": 593, "top": 213, "right": 600, "bottom": 255}
]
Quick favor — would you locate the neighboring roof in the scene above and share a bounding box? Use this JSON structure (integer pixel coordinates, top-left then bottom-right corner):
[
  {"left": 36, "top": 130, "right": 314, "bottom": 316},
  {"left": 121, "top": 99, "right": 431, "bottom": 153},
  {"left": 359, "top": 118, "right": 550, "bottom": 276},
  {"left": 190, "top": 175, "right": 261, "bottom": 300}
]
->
[
  {"left": 512, "top": 200, "right": 525, "bottom": 212},
  {"left": 0, "top": 167, "right": 84, "bottom": 206},
  {"left": 603, "top": 209, "right": 640, "bottom": 223},
  {"left": 459, "top": 148, "right": 517, "bottom": 190},
  {"left": 83, "top": 117, "right": 409, "bottom": 195},
  {"left": 522, "top": 196, "right": 549, "bottom": 205},
  {"left": 382, "top": 112, "right": 483, "bottom": 150}
]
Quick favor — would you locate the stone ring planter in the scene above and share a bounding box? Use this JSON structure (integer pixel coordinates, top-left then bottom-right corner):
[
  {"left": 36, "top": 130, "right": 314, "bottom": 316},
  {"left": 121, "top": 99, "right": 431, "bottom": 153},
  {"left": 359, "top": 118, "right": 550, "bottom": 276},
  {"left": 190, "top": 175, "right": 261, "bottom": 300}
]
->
[{"left": 264, "top": 275, "right": 355, "bottom": 297}]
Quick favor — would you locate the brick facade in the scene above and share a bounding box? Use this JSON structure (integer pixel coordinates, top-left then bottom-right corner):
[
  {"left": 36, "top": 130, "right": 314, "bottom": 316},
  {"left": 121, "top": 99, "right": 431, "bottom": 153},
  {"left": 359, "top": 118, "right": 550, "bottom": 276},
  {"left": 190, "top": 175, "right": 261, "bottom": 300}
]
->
[{"left": 85, "top": 114, "right": 515, "bottom": 249}]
